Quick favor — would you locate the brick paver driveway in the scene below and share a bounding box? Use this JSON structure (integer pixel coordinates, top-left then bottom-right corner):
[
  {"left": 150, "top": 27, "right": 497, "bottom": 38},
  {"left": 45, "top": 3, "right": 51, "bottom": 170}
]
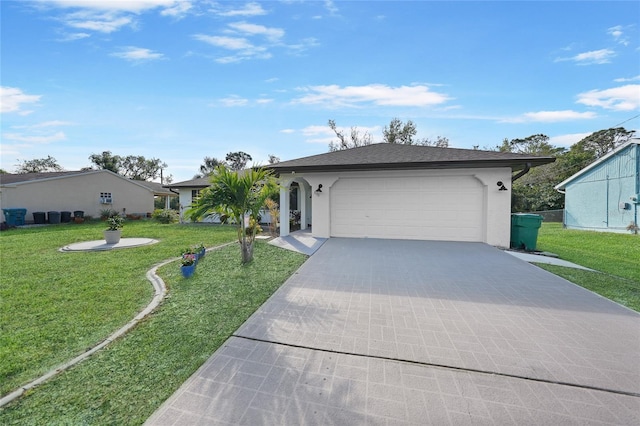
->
[{"left": 147, "top": 239, "right": 640, "bottom": 425}]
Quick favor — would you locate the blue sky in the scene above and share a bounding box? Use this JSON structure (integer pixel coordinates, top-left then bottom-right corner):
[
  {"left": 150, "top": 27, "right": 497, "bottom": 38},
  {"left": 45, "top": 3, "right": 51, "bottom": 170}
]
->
[{"left": 2, "top": 0, "right": 639, "bottom": 183}]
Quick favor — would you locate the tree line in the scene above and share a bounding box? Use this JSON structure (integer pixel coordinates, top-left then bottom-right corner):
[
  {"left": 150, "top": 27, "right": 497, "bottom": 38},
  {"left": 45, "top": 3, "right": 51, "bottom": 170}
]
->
[
  {"left": 3, "top": 120, "right": 634, "bottom": 214},
  {"left": 497, "top": 128, "right": 635, "bottom": 212},
  {"left": 326, "top": 118, "right": 635, "bottom": 212}
]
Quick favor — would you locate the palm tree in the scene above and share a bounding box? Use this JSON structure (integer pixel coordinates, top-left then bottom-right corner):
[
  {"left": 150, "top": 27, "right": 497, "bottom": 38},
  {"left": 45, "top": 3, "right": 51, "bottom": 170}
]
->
[{"left": 186, "top": 166, "right": 277, "bottom": 264}]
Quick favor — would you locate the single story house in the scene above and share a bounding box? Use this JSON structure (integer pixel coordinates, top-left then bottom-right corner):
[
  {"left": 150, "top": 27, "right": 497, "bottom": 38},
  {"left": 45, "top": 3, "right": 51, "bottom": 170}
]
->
[
  {"left": 165, "top": 176, "right": 274, "bottom": 224},
  {"left": 0, "top": 170, "right": 175, "bottom": 223},
  {"left": 555, "top": 139, "right": 639, "bottom": 233},
  {"left": 267, "top": 144, "right": 555, "bottom": 247},
  {"left": 163, "top": 176, "right": 211, "bottom": 222}
]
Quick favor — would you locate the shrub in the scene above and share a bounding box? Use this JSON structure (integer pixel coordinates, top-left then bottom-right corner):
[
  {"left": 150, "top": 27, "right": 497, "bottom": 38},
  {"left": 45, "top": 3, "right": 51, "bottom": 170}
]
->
[{"left": 152, "top": 209, "right": 179, "bottom": 224}]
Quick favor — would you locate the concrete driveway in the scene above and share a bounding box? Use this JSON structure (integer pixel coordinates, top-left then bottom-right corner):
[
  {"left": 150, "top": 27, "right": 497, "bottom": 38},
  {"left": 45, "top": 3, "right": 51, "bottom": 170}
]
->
[{"left": 147, "top": 239, "right": 640, "bottom": 425}]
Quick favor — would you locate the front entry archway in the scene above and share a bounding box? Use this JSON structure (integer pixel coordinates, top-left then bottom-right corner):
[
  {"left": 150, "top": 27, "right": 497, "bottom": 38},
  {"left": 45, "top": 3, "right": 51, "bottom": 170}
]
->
[{"left": 279, "top": 178, "right": 311, "bottom": 237}]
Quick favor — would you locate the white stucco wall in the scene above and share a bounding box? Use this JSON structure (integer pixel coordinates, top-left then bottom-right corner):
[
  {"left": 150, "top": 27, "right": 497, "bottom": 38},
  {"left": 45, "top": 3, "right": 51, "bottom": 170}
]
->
[
  {"left": 1, "top": 171, "right": 154, "bottom": 222},
  {"left": 176, "top": 187, "right": 272, "bottom": 224},
  {"left": 279, "top": 168, "right": 512, "bottom": 247}
]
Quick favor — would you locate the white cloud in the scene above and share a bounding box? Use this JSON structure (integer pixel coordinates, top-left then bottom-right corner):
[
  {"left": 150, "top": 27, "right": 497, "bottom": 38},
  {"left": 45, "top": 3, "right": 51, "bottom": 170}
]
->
[
  {"left": 194, "top": 34, "right": 254, "bottom": 50},
  {"left": 40, "top": 1, "right": 192, "bottom": 33},
  {"left": 2, "top": 131, "right": 67, "bottom": 144},
  {"left": 324, "top": 0, "right": 339, "bottom": 15},
  {"left": 256, "top": 98, "right": 274, "bottom": 104},
  {"left": 293, "top": 84, "right": 451, "bottom": 108},
  {"left": 577, "top": 84, "right": 640, "bottom": 111},
  {"left": 556, "top": 48, "right": 616, "bottom": 65},
  {"left": 42, "top": 0, "right": 182, "bottom": 13},
  {"left": 216, "top": 2, "right": 266, "bottom": 17},
  {"left": 32, "top": 120, "right": 74, "bottom": 128},
  {"left": 549, "top": 133, "right": 592, "bottom": 148},
  {"left": 193, "top": 33, "right": 271, "bottom": 63},
  {"left": 160, "top": 1, "right": 192, "bottom": 18},
  {"left": 56, "top": 32, "right": 91, "bottom": 42},
  {"left": 286, "top": 37, "right": 320, "bottom": 54},
  {"left": 195, "top": 15, "right": 317, "bottom": 63},
  {"left": 608, "top": 25, "right": 630, "bottom": 46},
  {"left": 227, "top": 22, "right": 284, "bottom": 43},
  {"left": 63, "top": 11, "right": 134, "bottom": 33},
  {"left": 1, "top": 87, "right": 41, "bottom": 114},
  {"left": 555, "top": 48, "right": 617, "bottom": 65},
  {"left": 504, "top": 110, "right": 597, "bottom": 123},
  {"left": 280, "top": 129, "right": 295, "bottom": 134},
  {"left": 218, "top": 96, "right": 249, "bottom": 107},
  {"left": 614, "top": 75, "right": 640, "bottom": 82},
  {"left": 111, "top": 46, "right": 165, "bottom": 62},
  {"left": 301, "top": 123, "right": 381, "bottom": 144}
]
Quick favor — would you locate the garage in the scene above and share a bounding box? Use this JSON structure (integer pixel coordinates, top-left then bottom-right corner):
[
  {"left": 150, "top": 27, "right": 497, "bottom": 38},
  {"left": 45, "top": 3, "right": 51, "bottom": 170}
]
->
[
  {"left": 269, "top": 143, "right": 555, "bottom": 247},
  {"left": 330, "top": 174, "right": 485, "bottom": 241}
]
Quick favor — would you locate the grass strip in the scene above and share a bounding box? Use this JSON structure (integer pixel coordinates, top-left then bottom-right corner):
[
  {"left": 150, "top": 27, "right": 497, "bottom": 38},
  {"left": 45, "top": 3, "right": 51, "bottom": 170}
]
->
[
  {"left": 536, "top": 223, "right": 639, "bottom": 283},
  {"left": 0, "top": 241, "right": 307, "bottom": 424},
  {"left": 535, "top": 263, "right": 640, "bottom": 312}
]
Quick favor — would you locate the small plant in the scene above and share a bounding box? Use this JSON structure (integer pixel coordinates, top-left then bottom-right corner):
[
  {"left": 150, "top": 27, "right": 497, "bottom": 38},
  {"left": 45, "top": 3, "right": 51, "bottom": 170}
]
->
[
  {"left": 181, "top": 253, "right": 196, "bottom": 266},
  {"left": 100, "top": 209, "right": 117, "bottom": 220},
  {"left": 264, "top": 198, "right": 279, "bottom": 236},
  {"left": 106, "top": 215, "right": 124, "bottom": 231},
  {"left": 181, "top": 246, "right": 196, "bottom": 255},
  {"left": 289, "top": 210, "right": 301, "bottom": 231},
  {"left": 247, "top": 218, "right": 262, "bottom": 235},
  {"left": 627, "top": 222, "right": 639, "bottom": 234},
  {"left": 152, "top": 208, "right": 179, "bottom": 224}
]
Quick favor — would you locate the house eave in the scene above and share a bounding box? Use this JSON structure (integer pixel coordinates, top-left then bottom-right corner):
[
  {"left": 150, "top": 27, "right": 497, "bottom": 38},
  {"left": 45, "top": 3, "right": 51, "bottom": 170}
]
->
[{"left": 269, "top": 158, "right": 554, "bottom": 174}]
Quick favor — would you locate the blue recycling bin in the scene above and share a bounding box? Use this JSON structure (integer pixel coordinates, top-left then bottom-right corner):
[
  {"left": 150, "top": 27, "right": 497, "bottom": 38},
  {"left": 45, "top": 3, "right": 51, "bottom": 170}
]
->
[{"left": 3, "top": 208, "right": 27, "bottom": 226}]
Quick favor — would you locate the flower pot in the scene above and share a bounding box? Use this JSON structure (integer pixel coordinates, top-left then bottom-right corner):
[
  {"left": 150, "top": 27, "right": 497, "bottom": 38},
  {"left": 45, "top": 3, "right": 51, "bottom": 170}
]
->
[
  {"left": 199, "top": 248, "right": 206, "bottom": 259},
  {"left": 181, "top": 264, "right": 196, "bottom": 278},
  {"left": 104, "top": 229, "right": 122, "bottom": 244}
]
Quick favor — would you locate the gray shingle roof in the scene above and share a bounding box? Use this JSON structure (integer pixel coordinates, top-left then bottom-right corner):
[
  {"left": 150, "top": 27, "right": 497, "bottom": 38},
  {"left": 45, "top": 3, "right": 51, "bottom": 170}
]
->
[
  {"left": 0, "top": 170, "right": 175, "bottom": 196},
  {"left": 164, "top": 176, "right": 211, "bottom": 188},
  {"left": 0, "top": 171, "right": 88, "bottom": 185},
  {"left": 267, "top": 143, "right": 555, "bottom": 173}
]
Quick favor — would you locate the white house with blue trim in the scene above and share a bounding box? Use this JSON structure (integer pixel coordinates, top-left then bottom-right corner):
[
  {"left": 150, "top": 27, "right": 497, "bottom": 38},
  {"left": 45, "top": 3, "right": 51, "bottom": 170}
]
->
[{"left": 555, "top": 139, "right": 640, "bottom": 233}]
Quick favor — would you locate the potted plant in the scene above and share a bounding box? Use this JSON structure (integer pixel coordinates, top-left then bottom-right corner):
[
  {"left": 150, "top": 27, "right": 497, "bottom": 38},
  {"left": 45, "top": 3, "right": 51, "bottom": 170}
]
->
[
  {"left": 104, "top": 215, "right": 124, "bottom": 244},
  {"left": 181, "top": 253, "right": 197, "bottom": 278},
  {"left": 194, "top": 243, "right": 206, "bottom": 260}
]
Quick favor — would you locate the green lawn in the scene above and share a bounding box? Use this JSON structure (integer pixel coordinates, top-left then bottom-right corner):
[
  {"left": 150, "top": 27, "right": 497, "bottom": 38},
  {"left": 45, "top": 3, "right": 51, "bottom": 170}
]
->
[
  {"left": 0, "top": 235, "right": 306, "bottom": 424},
  {"left": 536, "top": 223, "right": 640, "bottom": 312},
  {"left": 0, "top": 220, "right": 306, "bottom": 424},
  {"left": 0, "top": 220, "right": 237, "bottom": 396}
]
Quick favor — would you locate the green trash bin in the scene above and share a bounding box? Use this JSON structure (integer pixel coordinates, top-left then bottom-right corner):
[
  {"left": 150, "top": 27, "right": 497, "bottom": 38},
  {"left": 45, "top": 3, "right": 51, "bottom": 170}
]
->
[{"left": 510, "top": 213, "right": 543, "bottom": 251}]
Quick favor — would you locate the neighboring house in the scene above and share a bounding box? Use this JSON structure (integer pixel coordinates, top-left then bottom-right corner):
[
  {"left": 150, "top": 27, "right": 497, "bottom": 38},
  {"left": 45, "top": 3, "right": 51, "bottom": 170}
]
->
[
  {"left": 0, "top": 170, "right": 175, "bottom": 223},
  {"left": 555, "top": 139, "right": 639, "bottom": 233},
  {"left": 164, "top": 176, "right": 213, "bottom": 222},
  {"left": 165, "top": 176, "right": 273, "bottom": 224},
  {"left": 267, "top": 144, "right": 555, "bottom": 247}
]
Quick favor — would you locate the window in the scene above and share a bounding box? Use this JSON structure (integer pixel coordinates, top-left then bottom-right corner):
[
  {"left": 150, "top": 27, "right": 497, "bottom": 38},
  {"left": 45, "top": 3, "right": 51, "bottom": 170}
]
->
[
  {"left": 191, "top": 189, "right": 201, "bottom": 202},
  {"left": 100, "top": 192, "right": 113, "bottom": 204}
]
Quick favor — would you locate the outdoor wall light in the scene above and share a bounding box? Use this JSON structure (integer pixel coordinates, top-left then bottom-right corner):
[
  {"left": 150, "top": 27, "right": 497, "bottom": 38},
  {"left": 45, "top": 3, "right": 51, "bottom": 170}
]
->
[
  {"left": 315, "top": 184, "right": 323, "bottom": 194},
  {"left": 497, "top": 181, "right": 508, "bottom": 191}
]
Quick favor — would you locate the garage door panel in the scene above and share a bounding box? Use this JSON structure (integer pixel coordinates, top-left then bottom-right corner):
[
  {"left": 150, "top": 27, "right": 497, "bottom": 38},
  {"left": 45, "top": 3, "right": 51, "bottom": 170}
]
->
[{"left": 331, "top": 175, "right": 485, "bottom": 241}]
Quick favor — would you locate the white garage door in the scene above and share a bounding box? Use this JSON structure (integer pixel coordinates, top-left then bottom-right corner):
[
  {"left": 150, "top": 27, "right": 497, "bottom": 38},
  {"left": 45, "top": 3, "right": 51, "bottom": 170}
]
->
[{"left": 330, "top": 175, "right": 485, "bottom": 241}]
